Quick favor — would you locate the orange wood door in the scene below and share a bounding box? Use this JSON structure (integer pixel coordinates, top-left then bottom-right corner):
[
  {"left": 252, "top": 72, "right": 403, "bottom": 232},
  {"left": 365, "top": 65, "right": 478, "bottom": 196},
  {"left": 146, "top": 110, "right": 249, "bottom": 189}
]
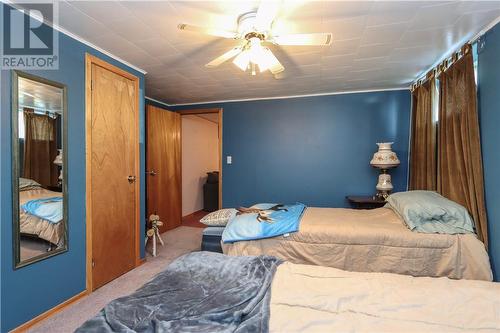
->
[
  {"left": 90, "top": 63, "right": 138, "bottom": 290},
  {"left": 146, "top": 105, "right": 182, "bottom": 233}
]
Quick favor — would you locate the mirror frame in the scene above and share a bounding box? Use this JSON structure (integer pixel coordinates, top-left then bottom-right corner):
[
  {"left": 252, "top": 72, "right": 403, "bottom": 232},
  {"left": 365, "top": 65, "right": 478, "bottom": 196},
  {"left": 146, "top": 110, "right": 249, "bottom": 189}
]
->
[{"left": 12, "top": 70, "right": 69, "bottom": 269}]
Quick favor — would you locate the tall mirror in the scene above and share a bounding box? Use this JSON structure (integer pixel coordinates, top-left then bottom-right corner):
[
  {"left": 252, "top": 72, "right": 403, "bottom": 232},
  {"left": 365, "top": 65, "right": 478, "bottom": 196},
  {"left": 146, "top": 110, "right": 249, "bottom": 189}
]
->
[{"left": 12, "top": 71, "right": 68, "bottom": 268}]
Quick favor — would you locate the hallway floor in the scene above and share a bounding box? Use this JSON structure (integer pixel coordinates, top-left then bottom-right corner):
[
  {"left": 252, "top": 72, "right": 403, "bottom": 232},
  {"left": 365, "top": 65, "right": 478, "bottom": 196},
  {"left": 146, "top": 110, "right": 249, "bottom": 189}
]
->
[
  {"left": 181, "top": 210, "right": 209, "bottom": 228},
  {"left": 28, "top": 226, "right": 203, "bottom": 333}
]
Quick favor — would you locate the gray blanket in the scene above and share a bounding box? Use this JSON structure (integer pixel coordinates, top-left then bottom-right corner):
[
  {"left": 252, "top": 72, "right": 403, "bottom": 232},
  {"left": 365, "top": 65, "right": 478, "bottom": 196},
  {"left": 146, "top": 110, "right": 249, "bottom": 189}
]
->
[{"left": 76, "top": 252, "right": 282, "bottom": 332}]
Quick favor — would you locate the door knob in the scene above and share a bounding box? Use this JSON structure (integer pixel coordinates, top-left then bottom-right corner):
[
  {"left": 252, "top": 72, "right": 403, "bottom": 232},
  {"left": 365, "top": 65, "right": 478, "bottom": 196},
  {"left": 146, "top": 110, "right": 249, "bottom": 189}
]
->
[
  {"left": 146, "top": 170, "right": 157, "bottom": 176},
  {"left": 127, "top": 175, "right": 136, "bottom": 183}
]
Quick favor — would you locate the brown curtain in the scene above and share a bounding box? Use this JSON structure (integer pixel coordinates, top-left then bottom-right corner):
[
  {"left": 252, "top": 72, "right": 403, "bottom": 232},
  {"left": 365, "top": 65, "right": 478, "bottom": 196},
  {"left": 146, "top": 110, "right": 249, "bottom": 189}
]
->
[
  {"left": 409, "top": 78, "right": 437, "bottom": 190},
  {"left": 437, "top": 45, "right": 488, "bottom": 246},
  {"left": 23, "top": 108, "right": 59, "bottom": 188}
]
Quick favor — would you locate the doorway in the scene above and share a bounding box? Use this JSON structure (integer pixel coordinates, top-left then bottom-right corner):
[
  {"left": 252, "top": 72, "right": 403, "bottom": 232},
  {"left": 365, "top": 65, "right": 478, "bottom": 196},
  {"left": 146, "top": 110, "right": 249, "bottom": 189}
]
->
[
  {"left": 145, "top": 107, "right": 222, "bottom": 238},
  {"left": 85, "top": 54, "right": 141, "bottom": 291},
  {"left": 178, "top": 108, "right": 222, "bottom": 227},
  {"left": 146, "top": 105, "right": 182, "bottom": 234}
]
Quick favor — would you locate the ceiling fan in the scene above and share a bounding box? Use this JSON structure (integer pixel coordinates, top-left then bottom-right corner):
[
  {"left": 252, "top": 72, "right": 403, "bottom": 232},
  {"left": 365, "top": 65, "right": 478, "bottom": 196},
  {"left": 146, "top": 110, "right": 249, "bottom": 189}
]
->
[{"left": 177, "top": 1, "right": 333, "bottom": 77}]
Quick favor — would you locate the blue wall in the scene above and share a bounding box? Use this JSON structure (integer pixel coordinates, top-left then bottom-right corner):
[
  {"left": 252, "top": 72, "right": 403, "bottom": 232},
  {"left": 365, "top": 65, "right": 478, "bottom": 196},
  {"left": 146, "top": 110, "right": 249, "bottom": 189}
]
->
[
  {"left": 174, "top": 90, "right": 411, "bottom": 208},
  {"left": 0, "top": 5, "right": 146, "bottom": 331},
  {"left": 478, "top": 22, "right": 500, "bottom": 281}
]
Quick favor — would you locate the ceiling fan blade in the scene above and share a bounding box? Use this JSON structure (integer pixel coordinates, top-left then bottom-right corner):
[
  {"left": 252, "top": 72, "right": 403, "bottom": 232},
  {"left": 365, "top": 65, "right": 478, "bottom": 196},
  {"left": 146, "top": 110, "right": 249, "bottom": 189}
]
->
[
  {"left": 255, "top": 0, "right": 281, "bottom": 31},
  {"left": 261, "top": 48, "right": 285, "bottom": 75},
  {"left": 178, "top": 23, "right": 238, "bottom": 39},
  {"left": 273, "top": 33, "right": 333, "bottom": 46},
  {"left": 205, "top": 47, "right": 243, "bottom": 68}
]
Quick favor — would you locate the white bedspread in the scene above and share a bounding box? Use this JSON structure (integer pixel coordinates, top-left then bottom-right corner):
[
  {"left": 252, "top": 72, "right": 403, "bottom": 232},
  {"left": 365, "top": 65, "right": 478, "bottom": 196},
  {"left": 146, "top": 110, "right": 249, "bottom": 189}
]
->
[{"left": 270, "top": 262, "right": 500, "bottom": 332}]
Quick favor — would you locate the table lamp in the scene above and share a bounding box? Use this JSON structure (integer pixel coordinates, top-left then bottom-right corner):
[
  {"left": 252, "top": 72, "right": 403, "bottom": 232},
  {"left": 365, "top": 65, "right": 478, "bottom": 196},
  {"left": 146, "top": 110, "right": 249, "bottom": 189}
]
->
[
  {"left": 370, "top": 142, "right": 400, "bottom": 200},
  {"left": 53, "top": 149, "right": 63, "bottom": 183}
]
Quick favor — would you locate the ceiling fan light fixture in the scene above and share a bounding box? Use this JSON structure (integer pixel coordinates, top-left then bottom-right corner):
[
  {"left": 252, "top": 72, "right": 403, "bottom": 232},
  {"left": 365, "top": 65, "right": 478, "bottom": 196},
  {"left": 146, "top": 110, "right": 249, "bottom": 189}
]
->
[
  {"left": 233, "top": 49, "right": 251, "bottom": 71},
  {"left": 247, "top": 37, "right": 269, "bottom": 72},
  {"left": 255, "top": 47, "right": 273, "bottom": 72},
  {"left": 262, "top": 48, "right": 285, "bottom": 74},
  {"left": 178, "top": 1, "right": 332, "bottom": 78}
]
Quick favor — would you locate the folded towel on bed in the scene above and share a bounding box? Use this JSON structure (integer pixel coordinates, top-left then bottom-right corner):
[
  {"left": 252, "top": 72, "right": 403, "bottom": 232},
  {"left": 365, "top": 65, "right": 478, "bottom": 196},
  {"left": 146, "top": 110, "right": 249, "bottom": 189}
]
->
[
  {"left": 21, "top": 197, "right": 62, "bottom": 223},
  {"left": 76, "top": 252, "right": 282, "bottom": 333},
  {"left": 222, "top": 203, "right": 306, "bottom": 243}
]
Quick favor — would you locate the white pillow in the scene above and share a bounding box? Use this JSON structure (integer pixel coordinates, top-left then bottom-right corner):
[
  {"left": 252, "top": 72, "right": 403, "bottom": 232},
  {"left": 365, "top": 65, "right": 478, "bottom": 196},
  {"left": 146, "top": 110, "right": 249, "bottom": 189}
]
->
[{"left": 200, "top": 209, "right": 237, "bottom": 227}]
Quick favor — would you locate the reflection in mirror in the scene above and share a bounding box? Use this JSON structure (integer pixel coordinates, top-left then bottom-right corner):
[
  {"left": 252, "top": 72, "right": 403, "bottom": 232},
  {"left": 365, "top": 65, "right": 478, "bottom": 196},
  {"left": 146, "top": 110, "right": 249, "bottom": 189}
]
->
[{"left": 13, "top": 71, "right": 67, "bottom": 268}]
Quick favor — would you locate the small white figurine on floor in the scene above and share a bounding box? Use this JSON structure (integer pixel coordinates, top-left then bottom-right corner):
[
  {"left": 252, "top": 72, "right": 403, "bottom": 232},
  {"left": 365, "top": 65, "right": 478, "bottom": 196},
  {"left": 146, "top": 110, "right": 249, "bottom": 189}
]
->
[{"left": 145, "top": 214, "right": 164, "bottom": 257}]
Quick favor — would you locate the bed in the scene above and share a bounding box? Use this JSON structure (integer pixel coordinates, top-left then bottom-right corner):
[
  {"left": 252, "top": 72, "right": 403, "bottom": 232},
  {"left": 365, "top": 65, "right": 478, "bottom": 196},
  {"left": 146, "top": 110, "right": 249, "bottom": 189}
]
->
[
  {"left": 201, "top": 226, "right": 224, "bottom": 253},
  {"left": 77, "top": 252, "right": 500, "bottom": 332},
  {"left": 222, "top": 206, "right": 492, "bottom": 281},
  {"left": 19, "top": 183, "right": 64, "bottom": 246}
]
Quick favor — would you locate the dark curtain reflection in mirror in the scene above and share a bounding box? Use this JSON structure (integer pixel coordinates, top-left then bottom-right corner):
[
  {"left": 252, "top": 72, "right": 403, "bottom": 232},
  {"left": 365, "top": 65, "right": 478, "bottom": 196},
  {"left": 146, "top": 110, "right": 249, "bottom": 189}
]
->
[{"left": 13, "top": 71, "right": 68, "bottom": 268}]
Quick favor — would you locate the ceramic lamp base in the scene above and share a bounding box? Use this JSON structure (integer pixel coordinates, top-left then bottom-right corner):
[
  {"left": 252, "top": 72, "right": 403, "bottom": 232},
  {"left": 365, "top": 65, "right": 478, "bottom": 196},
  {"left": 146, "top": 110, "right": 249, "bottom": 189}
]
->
[
  {"left": 375, "top": 169, "right": 393, "bottom": 200},
  {"left": 375, "top": 190, "right": 390, "bottom": 200}
]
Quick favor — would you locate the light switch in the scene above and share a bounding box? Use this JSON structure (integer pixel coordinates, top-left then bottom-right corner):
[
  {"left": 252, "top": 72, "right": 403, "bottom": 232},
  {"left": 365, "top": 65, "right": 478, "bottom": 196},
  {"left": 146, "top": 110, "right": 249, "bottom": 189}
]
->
[{"left": 227, "top": 155, "right": 232, "bottom": 164}]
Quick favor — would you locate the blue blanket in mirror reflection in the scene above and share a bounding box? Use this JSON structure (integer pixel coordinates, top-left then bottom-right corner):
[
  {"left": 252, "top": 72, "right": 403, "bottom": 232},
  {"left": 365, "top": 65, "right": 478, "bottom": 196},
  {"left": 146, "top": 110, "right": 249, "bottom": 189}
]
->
[{"left": 21, "top": 197, "right": 62, "bottom": 223}]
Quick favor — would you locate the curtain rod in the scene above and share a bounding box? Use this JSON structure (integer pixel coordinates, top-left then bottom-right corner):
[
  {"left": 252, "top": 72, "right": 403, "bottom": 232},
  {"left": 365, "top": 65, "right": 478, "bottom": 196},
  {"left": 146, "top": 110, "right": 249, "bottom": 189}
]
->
[
  {"left": 411, "top": 44, "right": 472, "bottom": 92},
  {"left": 20, "top": 105, "right": 61, "bottom": 116}
]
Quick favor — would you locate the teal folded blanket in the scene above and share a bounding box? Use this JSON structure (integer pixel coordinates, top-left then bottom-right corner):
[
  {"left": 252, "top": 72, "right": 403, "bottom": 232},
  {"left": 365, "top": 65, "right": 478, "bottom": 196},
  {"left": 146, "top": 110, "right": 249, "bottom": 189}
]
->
[
  {"left": 22, "top": 197, "right": 63, "bottom": 224},
  {"left": 222, "top": 203, "right": 306, "bottom": 243}
]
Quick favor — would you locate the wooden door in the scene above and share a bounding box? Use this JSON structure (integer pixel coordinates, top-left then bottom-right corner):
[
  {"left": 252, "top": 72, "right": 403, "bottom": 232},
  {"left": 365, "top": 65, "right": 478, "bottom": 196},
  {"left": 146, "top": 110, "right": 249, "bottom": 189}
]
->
[
  {"left": 87, "top": 56, "right": 139, "bottom": 291},
  {"left": 146, "top": 105, "right": 182, "bottom": 233}
]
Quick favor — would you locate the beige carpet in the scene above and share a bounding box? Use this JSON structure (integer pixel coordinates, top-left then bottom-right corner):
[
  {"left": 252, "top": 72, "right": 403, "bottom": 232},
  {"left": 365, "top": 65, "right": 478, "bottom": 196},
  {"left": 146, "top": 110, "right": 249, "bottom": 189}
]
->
[
  {"left": 20, "top": 237, "right": 51, "bottom": 262},
  {"left": 28, "top": 226, "right": 203, "bottom": 333}
]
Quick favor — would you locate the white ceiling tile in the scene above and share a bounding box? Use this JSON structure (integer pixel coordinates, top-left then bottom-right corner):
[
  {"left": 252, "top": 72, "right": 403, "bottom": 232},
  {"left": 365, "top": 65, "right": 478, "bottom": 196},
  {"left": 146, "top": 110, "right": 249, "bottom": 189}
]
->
[
  {"left": 360, "top": 22, "right": 408, "bottom": 45},
  {"left": 366, "top": 1, "right": 424, "bottom": 27},
  {"left": 458, "top": 1, "right": 500, "bottom": 13},
  {"left": 103, "top": 17, "right": 158, "bottom": 42},
  {"left": 276, "top": 1, "right": 321, "bottom": 21},
  {"left": 118, "top": 50, "right": 163, "bottom": 68},
  {"left": 453, "top": 9, "right": 500, "bottom": 38},
  {"left": 320, "top": 1, "right": 375, "bottom": 18},
  {"left": 69, "top": 0, "right": 133, "bottom": 23},
  {"left": 388, "top": 46, "right": 439, "bottom": 62},
  {"left": 399, "top": 27, "right": 455, "bottom": 49},
  {"left": 283, "top": 51, "right": 322, "bottom": 66},
  {"left": 56, "top": 1, "right": 500, "bottom": 104},
  {"left": 409, "top": 2, "right": 463, "bottom": 30},
  {"left": 91, "top": 33, "right": 142, "bottom": 56},
  {"left": 356, "top": 43, "right": 392, "bottom": 59},
  {"left": 322, "top": 38, "right": 360, "bottom": 56},
  {"left": 352, "top": 56, "right": 389, "bottom": 70},
  {"left": 58, "top": 2, "right": 114, "bottom": 40},
  {"left": 323, "top": 16, "right": 368, "bottom": 41},
  {"left": 321, "top": 54, "right": 356, "bottom": 67},
  {"left": 132, "top": 38, "right": 178, "bottom": 58}
]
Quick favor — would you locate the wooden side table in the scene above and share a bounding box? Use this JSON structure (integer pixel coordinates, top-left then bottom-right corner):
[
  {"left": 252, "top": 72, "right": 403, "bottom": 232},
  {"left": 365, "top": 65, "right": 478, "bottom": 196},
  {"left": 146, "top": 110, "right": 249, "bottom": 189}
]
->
[{"left": 346, "top": 196, "right": 386, "bottom": 209}]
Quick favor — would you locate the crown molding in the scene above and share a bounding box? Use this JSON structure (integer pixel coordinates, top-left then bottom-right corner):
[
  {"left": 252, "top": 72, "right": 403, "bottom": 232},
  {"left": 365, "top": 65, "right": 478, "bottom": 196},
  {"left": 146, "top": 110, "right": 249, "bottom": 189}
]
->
[
  {"left": 3, "top": 0, "right": 147, "bottom": 75},
  {"left": 55, "top": 27, "right": 147, "bottom": 75},
  {"left": 168, "top": 87, "right": 410, "bottom": 106},
  {"left": 145, "top": 96, "right": 172, "bottom": 108}
]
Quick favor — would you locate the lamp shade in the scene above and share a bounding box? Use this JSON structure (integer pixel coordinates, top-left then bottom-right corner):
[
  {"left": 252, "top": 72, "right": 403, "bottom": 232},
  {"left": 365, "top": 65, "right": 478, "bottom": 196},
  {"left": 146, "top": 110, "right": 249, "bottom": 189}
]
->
[{"left": 370, "top": 142, "right": 400, "bottom": 169}]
